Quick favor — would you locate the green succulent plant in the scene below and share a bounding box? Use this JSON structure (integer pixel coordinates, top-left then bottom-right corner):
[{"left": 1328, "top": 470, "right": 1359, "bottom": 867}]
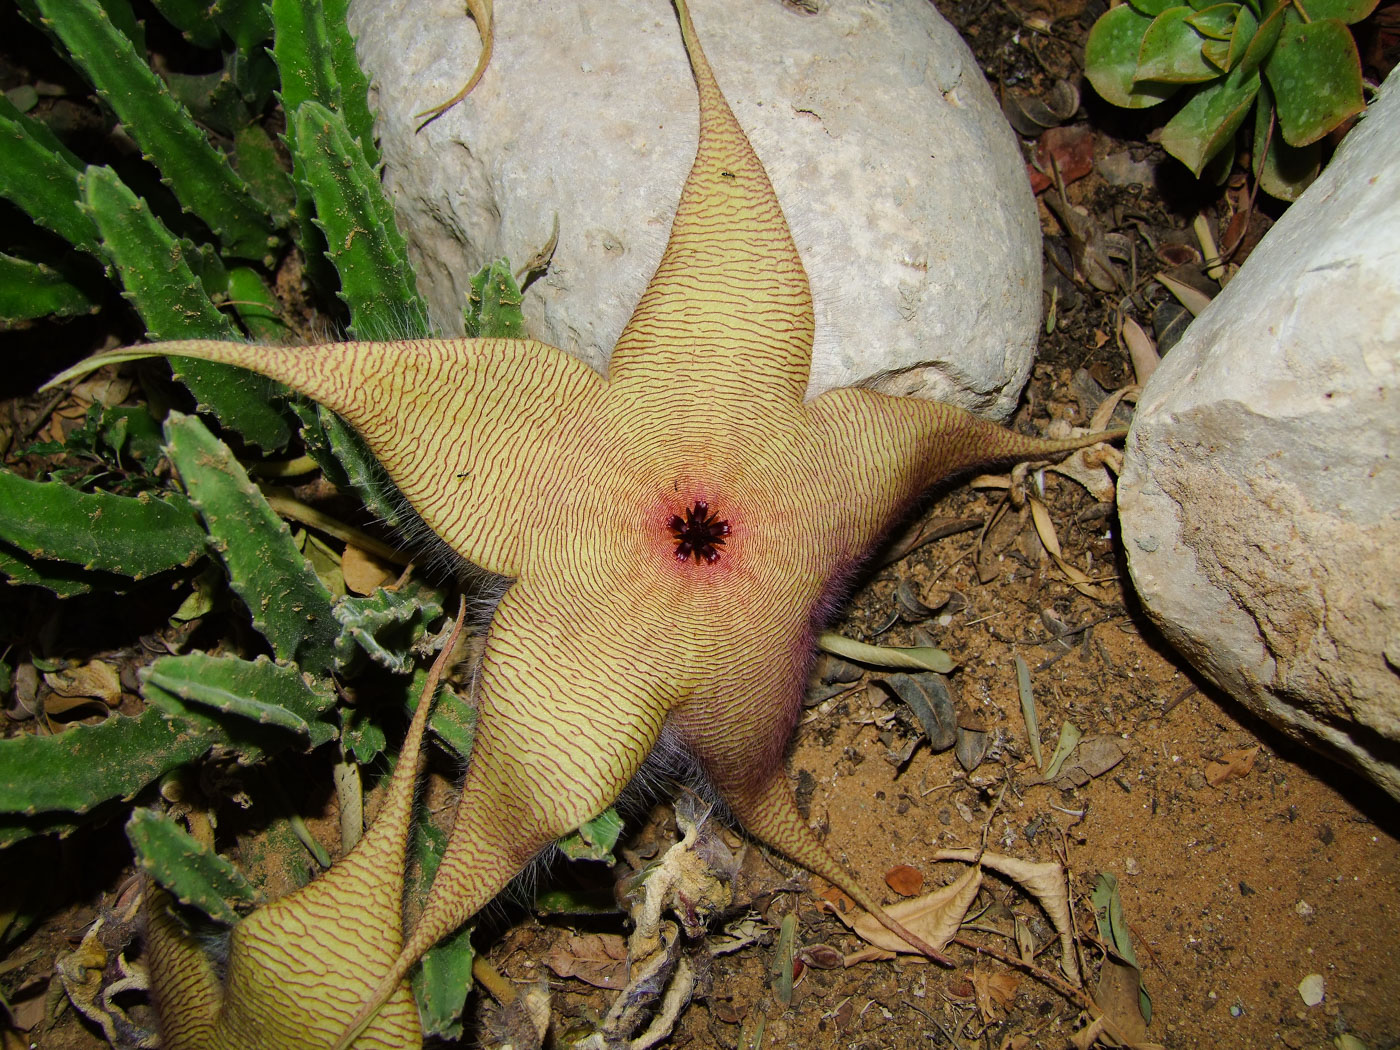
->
[
  {"left": 0, "top": 0, "right": 498, "bottom": 1035},
  {"left": 1084, "top": 0, "right": 1376, "bottom": 199}
]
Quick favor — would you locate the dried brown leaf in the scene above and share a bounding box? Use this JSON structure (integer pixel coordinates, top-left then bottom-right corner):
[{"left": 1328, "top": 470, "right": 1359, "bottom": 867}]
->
[
  {"left": 795, "top": 944, "right": 844, "bottom": 970},
  {"left": 1121, "top": 316, "right": 1159, "bottom": 386},
  {"left": 340, "top": 544, "right": 395, "bottom": 595},
  {"left": 1029, "top": 496, "right": 1115, "bottom": 602},
  {"left": 1204, "top": 746, "right": 1259, "bottom": 787},
  {"left": 835, "top": 864, "right": 982, "bottom": 957},
  {"left": 1051, "top": 735, "right": 1132, "bottom": 790},
  {"left": 542, "top": 932, "right": 629, "bottom": 990},
  {"left": 43, "top": 660, "right": 121, "bottom": 706},
  {"left": 884, "top": 864, "right": 925, "bottom": 897},
  {"left": 1094, "top": 955, "right": 1150, "bottom": 1043},
  {"left": 1155, "top": 270, "right": 1214, "bottom": 316},
  {"left": 933, "top": 849, "right": 1080, "bottom": 986},
  {"left": 971, "top": 969, "right": 1020, "bottom": 1021}
]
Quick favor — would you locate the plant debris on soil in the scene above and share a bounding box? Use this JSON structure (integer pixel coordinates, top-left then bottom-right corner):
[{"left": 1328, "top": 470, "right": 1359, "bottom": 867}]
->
[{"left": 2, "top": 0, "right": 1399, "bottom": 1048}]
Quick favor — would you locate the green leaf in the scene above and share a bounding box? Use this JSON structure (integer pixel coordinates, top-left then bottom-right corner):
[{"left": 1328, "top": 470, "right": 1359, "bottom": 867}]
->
[
  {"left": 144, "top": 653, "right": 338, "bottom": 747},
  {"left": 1253, "top": 82, "right": 1322, "bottom": 199},
  {"left": 1264, "top": 16, "right": 1364, "bottom": 146},
  {"left": 163, "top": 412, "right": 339, "bottom": 675},
  {"left": 1238, "top": 3, "right": 1287, "bottom": 77},
  {"left": 557, "top": 808, "right": 624, "bottom": 862},
  {"left": 1015, "top": 654, "right": 1043, "bottom": 770},
  {"left": 80, "top": 166, "right": 293, "bottom": 452},
  {"left": 292, "top": 101, "right": 429, "bottom": 337},
  {"left": 1127, "top": 0, "right": 1180, "bottom": 17},
  {"left": 1160, "top": 64, "right": 1261, "bottom": 174},
  {"left": 1091, "top": 872, "right": 1139, "bottom": 965},
  {"left": 0, "top": 252, "right": 99, "bottom": 322},
  {"left": 1186, "top": 3, "right": 1241, "bottom": 40},
  {"left": 1136, "top": 7, "right": 1222, "bottom": 83},
  {"left": 816, "top": 633, "right": 954, "bottom": 674},
  {"left": 1201, "top": 37, "right": 1228, "bottom": 68},
  {"left": 1040, "top": 721, "right": 1084, "bottom": 780},
  {"left": 1224, "top": 4, "right": 1260, "bottom": 69},
  {"left": 0, "top": 706, "right": 221, "bottom": 817},
  {"left": 1091, "top": 872, "right": 1153, "bottom": 1023},
  {"left": 1086, "top": 5, "right": 1182, "bottom": 108},
  {"left": 34, "top": 0, "right": 278, "bottom": 260},
  {"left": 0, "top": 470, "right": 204, "bottom": 578},
  {"left": 1298, "top": 0, "right": 1380, "bottom": 23},
  {"left": 127, "top": 808, "right": 261, "bottom": 925}
]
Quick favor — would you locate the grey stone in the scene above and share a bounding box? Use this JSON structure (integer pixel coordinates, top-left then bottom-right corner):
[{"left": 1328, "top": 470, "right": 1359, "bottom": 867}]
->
[
  {"left": 346, "top": 0, "right": 1041, "bottom": 417},
  {"left": 1118, "top": 70, "right": 1400, "bottom": 797}
]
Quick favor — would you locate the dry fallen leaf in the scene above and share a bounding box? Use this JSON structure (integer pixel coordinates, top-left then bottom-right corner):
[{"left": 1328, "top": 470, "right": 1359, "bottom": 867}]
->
[
  {"left": 1205, "top": 746, "right": 1259, "bottom": 787},
  {"left": 884, "top": 864, "right": 925, "bottom": 897},
  {"left": 1051, "top": 735, "right": 1133, "bottom": 790},
  {"left": 1093, "top": 955, "right": 1150, "bottom": 1044},
  {"left": 971, "top": 968, "right": 1020, "bottom": 1021},
  {"left": 542, "top": 932, "right": 629, "bottom": 990},
  {"left": 833, "top": 863, "right": 982, "bottom": 959},
  {"left": 1029, "top": 495, "right": 1116, "bottom": 602},
  {"left": 340, "top": 544, "right": 397, "bottom": 595},
  {"left": 933, "top": 848, "right": 1081, "bottom": 986},
  {"left": 43, "top": 660, "right": 122, "bottom": 707}
]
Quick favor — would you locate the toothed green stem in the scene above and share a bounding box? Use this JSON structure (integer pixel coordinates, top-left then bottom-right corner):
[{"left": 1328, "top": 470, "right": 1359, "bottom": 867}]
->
[
  {"left": 148, "top": 0, "right": 223, "bottom": 47},
  {"left": 128, "top": 808, "right": 262, "bottom": 924},
  {"left": 334, "top": 587, "right": 444, "bottom": 674},
  {"left": 464, "top": 260, "right": 527, "bottom": 339},
  {"left": 164, "top": 412, "right": 340, "bottom": 674},
  {"left": 212, "top": 0, "right": 272, "bottom": 54},
  {"left": 80, "top": 166, "right": 292, "bottom": 451},
  {"left": 143, "top": 652, "right": 338, "bottom": 746},
  {"left": 34, "top": 0, "right": 278, "bottom": 260},
  {"left": 0, "top": 470, "right": 204, "bottom": 579},
  {"left": 226, "top": 265, "right": 289, "bottom": 343},
  {"left": 271, "top": 0, "right": 378, "bottom": 166},
  {"left": 292, "top": 101, "right": 428, "bottom": 336},
  {"left": 0, "top": 92, "right": 98, "bottom": 255},
  {"left": 0, "top": 253, "right": 98, "bottom": 321},
  {"left": 0, "top": 706, "right": 223, "bottom": 818}
]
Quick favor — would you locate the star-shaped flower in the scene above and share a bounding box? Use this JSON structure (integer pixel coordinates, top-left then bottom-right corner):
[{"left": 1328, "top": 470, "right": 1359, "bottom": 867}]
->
[{"left": 51, "top": 1, "right": 1119, "bottom": 1044}]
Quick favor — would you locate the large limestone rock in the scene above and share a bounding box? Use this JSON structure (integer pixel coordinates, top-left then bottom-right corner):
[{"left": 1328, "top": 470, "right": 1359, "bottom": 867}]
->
[
  {"left": 1118, "top": 72, "right": 1400, "bottom": 797},
  {"left": 346, "top": 0, "right": 1041, "bottom": 417}
]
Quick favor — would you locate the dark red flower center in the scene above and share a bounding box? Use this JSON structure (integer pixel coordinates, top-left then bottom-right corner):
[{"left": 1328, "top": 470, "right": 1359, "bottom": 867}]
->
[{"left": 668, "top": 501, "right": 730, "bottom": 564}]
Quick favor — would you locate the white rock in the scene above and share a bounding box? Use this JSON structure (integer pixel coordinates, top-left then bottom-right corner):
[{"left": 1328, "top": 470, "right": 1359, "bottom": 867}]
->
[
  {"left": 346, "top": 0, "right": 1041, "bottom": 417},
  {"left": 1118, "top": 70, "right": 1400, "bottom": 797}
]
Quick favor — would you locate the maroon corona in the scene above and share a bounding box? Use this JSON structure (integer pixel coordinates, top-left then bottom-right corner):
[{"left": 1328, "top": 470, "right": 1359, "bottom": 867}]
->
[{"left": 668, "top": 501, "right": 731, "bottom": 563}]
